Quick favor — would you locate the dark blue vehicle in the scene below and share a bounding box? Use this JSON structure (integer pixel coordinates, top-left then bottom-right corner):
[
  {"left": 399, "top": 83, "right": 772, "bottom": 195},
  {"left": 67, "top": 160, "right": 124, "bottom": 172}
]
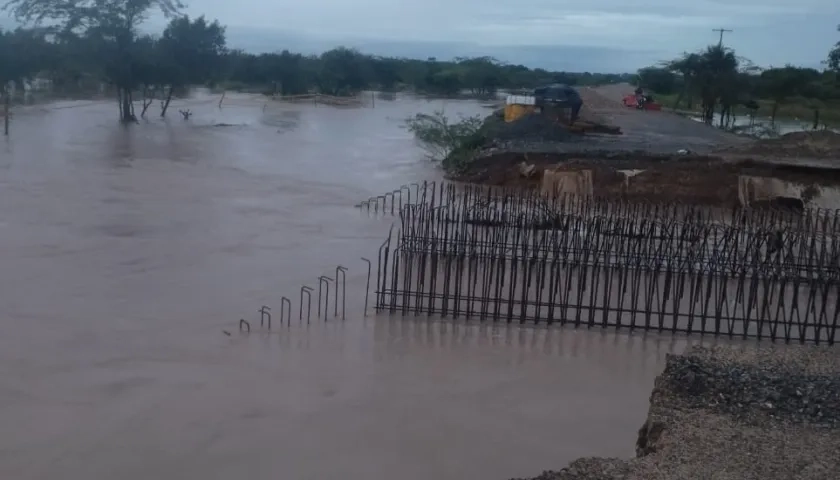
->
[{"left": 533, "top": 84, "right": 583, "bottom": 123}]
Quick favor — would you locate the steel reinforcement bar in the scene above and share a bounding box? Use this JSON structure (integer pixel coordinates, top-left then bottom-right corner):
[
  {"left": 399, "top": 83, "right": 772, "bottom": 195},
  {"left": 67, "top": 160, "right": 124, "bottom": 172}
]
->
[
  {"left": 374, "top": 228, "right": 839, "bottom": 345},
  {"left": 357, "top": 181, "right": 840, "bottom": 236},
  {"left": 397, "top": 201, "right": 840, "bottom": 282}
]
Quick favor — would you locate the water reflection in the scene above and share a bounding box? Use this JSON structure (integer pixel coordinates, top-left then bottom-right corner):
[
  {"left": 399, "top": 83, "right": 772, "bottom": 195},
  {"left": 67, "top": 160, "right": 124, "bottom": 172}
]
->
[{"left": 370, "top": 317, "right": 719, "bottom": 376}]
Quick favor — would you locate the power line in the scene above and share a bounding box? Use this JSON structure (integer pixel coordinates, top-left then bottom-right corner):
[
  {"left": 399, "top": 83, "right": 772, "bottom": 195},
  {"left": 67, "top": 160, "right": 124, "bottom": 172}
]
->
[{"left": 712, "top": 28, "right": 733, "bottom": 47}]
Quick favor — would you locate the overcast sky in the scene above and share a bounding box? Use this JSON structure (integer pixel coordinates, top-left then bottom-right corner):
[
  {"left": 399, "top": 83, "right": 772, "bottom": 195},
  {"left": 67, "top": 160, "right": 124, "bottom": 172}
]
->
[
  {"left": 183, "top": 0, "right": 839, "bottom": 70},
  {"left": 5, "top": 0, "right": 840, "bottom": 71}
]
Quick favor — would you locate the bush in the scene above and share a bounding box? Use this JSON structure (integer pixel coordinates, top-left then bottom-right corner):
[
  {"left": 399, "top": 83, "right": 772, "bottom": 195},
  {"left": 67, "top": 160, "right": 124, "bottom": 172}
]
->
[{"left": 404, "top": 110, "right": 485, "bottom": 173}]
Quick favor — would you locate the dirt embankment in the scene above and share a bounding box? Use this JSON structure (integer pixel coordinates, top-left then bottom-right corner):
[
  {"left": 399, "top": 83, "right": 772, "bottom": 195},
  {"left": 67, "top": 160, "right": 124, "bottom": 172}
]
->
[
  {"left": 455, "top": 150, "right": 840, "bottom": 207},
  {"left": 457, "top": 85, "right": 840, "bottom": 207},
  {"left": 513, "top": 345, "right": 840, "bottom": 480}
]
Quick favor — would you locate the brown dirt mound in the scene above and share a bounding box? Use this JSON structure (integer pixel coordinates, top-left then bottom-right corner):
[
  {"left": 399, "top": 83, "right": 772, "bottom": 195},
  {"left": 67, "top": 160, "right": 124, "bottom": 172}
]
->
[
  {"left": 719, "top": 130, "right": 840, "bottom": 158},
  {"left": 455, "top": 152, "right": 840, "bottom": 207}
]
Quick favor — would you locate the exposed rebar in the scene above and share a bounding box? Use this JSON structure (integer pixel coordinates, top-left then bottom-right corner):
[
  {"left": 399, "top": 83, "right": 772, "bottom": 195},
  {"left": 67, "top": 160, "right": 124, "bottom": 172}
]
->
[{"left": 367, "top": 183, "right": 840, "bottom": 345}]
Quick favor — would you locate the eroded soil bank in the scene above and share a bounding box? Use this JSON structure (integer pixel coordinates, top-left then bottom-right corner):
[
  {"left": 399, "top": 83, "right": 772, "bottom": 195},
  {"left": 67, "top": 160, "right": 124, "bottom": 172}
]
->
[
  {"left": 459, "top": 85, "right": 840, "bottom": 208},
  {"left": 452, "top": 151, "right": 840, "bottom": 208},
  {"left": 513, "top": 344, "right": 840, "bottom": 480}
]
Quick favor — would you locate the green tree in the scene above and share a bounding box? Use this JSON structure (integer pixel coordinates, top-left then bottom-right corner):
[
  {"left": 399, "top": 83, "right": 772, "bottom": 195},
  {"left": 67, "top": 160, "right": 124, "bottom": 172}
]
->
[
  {"left": 666, "top": 52, "right": 703, "bottom": 109},
  {"left": 0, "top": 27, "right": 50, "bottom": 91},
  {"left": 828, "top": 24, "right": 840, "bottom": 73},
  {"left": 317, "top": 47, "right": 371, "bottom": 95},
  {"left": 3, "top": 0, "right": 185, "bottom": 122},
  {"left": 370, "top": 56, "right": 401, "bottom": 91},
  {"left": 457, "top": 56, "right": 504, "bottom": 97},
  {"left": 157, "top": 15, "right": 226, "bottom": 116},
  {"left": 636, "top": 67, "right": 678, "bottom": 95},
  {"left": 758, "top": 66, "right": 821, "bottom": 125},
  {"left": 665, "top": 46, "right": 739, "bottom": 124}
]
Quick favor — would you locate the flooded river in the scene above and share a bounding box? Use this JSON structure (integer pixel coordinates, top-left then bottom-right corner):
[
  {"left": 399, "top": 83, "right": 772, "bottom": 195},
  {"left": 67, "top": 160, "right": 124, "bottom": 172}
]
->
[{"left": 1, "top": 92, "right": 696, "bottom": 479}]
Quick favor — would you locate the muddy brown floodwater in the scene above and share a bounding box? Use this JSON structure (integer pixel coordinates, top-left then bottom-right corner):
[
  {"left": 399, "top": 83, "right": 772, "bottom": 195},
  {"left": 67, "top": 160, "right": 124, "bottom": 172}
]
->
[{"left": 2, "top": 91, "right": 703, "bottom": 480}]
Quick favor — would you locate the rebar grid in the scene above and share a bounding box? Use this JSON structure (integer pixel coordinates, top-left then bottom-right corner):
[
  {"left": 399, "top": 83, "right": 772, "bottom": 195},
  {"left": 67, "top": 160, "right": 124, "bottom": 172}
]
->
[{"left": 368, "top": 182, "right": 840, "bottom": 345}]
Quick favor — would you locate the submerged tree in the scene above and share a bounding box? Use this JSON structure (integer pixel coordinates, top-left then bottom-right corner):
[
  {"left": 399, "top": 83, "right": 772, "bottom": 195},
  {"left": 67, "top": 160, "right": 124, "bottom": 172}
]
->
[
  {"left": 156, "top": 15, "right": 226, "bottom": 116},
  {"left": 3, "top": 0, "right": 185, "bottom": 122}
]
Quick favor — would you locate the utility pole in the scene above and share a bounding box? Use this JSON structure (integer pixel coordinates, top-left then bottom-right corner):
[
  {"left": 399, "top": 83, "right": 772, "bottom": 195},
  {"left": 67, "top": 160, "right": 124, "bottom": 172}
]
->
[{"left": 712, "top": 28, "right": 733, "bottom": 47}]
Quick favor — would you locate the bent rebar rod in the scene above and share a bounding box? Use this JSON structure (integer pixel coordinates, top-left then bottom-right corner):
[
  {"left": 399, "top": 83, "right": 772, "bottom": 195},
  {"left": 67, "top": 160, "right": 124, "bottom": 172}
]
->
[
  {"left": 300, "top": 286, "right": 313, "bottom": 324},
  {"left": 259, "top": 305, "right": 272, "bottom": 330},
  {"left": 361, "top": 257, "right": 372, "bottom": 316},
  {"left": 281, "top": 297, "right": 292, "bottom": 327},
  {"left": 318, "top": 276, "right": 333, "bottom": 320},
  {"left": 400, "top": 184, "right": 411, "bottom": 208},
  {"left": 239, "top": 319, "right": 250, "bottom": 333},
  {"left": 335, "top": 265, "right": 348, "bottom": 320}
]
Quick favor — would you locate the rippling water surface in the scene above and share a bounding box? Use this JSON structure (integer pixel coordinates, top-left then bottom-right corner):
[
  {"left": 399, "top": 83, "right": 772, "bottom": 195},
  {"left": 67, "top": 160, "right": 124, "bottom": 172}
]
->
[{"left": 1, "top": 91, "right": 697, "bottom": 479}]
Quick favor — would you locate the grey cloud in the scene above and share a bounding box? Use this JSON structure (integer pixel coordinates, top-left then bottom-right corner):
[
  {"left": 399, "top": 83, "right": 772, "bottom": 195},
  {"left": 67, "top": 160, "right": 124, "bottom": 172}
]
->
[{"left": 3, "top": 0, "right": 837, "bottom": 71}]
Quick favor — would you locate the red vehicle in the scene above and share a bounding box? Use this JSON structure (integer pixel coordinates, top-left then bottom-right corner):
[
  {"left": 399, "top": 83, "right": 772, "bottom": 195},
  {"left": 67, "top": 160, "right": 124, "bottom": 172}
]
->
[{"left": 623, "top": 90, "right": 662, "bottom": 111}]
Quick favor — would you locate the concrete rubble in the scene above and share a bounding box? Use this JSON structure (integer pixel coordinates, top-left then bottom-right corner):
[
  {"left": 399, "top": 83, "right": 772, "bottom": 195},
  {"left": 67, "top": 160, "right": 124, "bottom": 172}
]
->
[{"left": 512, "top": 344, "right": 840, "bottom": 480}]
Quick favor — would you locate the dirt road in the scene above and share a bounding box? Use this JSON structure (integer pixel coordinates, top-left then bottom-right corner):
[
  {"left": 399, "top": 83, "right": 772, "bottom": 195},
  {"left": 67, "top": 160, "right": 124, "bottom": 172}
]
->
[{"left": 578, "top": 83, "right": 750, "bottom": 154}]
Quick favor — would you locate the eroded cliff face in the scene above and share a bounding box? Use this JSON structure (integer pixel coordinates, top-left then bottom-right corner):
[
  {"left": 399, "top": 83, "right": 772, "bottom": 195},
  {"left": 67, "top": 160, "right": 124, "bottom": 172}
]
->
[
  {"left": 634, "top": 418, "right": 665, "bottom": 458},
  {"left": 512, "top": 345, "right": 840, "bottom": 480}
]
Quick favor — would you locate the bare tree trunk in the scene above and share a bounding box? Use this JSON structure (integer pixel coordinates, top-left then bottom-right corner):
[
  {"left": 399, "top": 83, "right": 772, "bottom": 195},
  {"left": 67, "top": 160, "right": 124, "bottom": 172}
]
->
[
  {"left": 119, "top": 87, "right": 136, "bottom": 123},
  {"left": 160, "top": 86, "right": 174, "bottom": 117},
  {"left": 771, "top": 101, "right": 779, "bottom": 127},
  {"left": 141, "top": 86, "right": 154, "bottom": 117}
]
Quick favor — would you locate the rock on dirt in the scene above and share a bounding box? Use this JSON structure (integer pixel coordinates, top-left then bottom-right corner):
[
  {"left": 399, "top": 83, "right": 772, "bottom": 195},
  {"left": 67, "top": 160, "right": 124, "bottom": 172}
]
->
[{"left": 512, "top": 344, "right": 840, "bottom": 480}]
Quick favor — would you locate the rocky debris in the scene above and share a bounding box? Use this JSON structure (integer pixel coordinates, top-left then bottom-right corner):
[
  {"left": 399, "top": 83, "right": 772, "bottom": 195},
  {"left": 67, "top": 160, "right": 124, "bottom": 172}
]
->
[
  {"left": 656, "top": 350, "right": 840, "bottom": 426},
  {"left": 510, "top": 458, "right": 632, "bottom": 480},
  {"left": 512, "top": 344, "right": 840, "bottom": 480}
]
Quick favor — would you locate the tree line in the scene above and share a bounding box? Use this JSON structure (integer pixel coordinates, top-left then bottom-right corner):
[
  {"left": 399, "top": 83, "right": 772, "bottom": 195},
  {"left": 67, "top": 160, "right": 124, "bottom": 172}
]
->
[
  {"left": 636, "top": 29, "right": 840, "bottom": 128},
  {"left": 0, "top": 0, "right": 632, "bottom": 123}
]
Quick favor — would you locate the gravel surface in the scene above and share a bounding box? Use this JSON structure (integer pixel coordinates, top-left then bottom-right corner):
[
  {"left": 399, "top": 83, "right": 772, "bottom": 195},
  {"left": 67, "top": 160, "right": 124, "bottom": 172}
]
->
[
  {"left": 512, "top": 344, "right": 840, "bottom": 480},
  {"left": 489, "top": 113, "right": 581, "bottom": 143},
  {"left": 478, "top": 86, "right": 749, "bottom": 158},
  {"left": 660, "top": 347, "right": 840, "bottom": 427},
  {"left": 580, "top": 85, "right": 750, "bottom": 153}
]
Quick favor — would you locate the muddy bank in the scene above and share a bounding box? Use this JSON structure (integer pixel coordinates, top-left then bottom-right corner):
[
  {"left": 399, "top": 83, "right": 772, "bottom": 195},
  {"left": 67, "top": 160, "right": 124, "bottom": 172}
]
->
[
  {"left": 452, "top": 151, "right": 840, "bottom": 207},
  {"left": 514, "top": 344, "right": 840, "bottom": 480},
  {"left": 456, "top": 89, "right": 840, "bottom": 208}
]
